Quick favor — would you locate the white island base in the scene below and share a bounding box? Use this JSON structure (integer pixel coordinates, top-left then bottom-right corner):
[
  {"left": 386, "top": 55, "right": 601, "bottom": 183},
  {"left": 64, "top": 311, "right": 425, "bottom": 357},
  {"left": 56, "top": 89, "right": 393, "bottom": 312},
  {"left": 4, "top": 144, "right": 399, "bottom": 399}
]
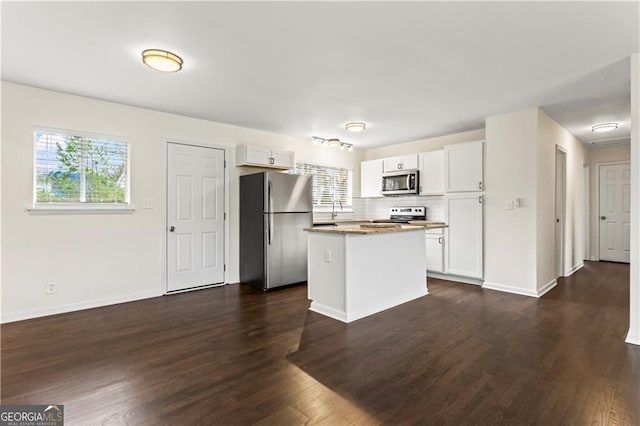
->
[{"left": 306, "top": 227, "right": 427, "bottom": 323}]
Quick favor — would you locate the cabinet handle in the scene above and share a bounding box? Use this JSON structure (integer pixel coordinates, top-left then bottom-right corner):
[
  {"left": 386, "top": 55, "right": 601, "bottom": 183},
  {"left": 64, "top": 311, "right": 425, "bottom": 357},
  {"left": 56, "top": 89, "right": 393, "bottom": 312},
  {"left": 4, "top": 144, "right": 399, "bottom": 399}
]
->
[
  {"left": 479, "top": 181, "right": 483, "bottom": 190},
  {"left": 438, "top": 237, "right": 442, "bottom": 244},
  {"left": 478, "top": 195, "right": 483, "bottom": 204}
]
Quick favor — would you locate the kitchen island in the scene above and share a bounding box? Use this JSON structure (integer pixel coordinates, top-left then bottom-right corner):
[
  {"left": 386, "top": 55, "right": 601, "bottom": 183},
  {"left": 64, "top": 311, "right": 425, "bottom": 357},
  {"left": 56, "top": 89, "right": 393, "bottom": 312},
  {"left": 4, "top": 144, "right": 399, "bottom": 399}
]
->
[{"left": 304, "top": 224, "right": 439, "bottom": 323}]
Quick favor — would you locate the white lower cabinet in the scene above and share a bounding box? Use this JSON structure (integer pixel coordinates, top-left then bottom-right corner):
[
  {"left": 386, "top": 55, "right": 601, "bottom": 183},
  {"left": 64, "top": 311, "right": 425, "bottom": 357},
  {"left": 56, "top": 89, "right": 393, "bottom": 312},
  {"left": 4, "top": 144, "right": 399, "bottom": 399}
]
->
[
  {"left": 445, "top": 193, "right": 483, "bottom": 279},
  {"left": 425, "top": 230, "right": 444, "bottom": 273}
]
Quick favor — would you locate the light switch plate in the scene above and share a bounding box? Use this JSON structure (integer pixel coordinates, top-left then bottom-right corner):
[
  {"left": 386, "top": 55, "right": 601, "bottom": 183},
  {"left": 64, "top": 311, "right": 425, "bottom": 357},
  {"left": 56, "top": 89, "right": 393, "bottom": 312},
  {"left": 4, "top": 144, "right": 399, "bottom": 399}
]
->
[
  {"left": 505, "top": 200, "right": 514, "bottom": 210},
  {"left": 142, "top": 199, "right": 154, "bottom": 209},
  {"left": 324, "top": 249, "right": 332, "bottom": 263}
]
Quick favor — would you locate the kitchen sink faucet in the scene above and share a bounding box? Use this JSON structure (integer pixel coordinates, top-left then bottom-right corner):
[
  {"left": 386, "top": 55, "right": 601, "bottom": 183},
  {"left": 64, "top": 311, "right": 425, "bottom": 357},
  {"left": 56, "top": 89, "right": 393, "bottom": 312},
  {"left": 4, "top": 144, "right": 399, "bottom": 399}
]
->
[{"left": 331, "top": 200, "right": 343, "bottom": 220}]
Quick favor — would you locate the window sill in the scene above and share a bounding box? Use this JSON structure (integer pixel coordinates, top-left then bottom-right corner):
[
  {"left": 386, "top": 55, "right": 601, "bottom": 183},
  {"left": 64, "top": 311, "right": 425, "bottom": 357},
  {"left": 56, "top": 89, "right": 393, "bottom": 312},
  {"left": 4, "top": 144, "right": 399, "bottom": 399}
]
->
[
  {"left": 313, "top": 207, "right": 354, "bottom": 213},
  {"left": 27, "top": 205, "right": 136, "bottom": 215}
]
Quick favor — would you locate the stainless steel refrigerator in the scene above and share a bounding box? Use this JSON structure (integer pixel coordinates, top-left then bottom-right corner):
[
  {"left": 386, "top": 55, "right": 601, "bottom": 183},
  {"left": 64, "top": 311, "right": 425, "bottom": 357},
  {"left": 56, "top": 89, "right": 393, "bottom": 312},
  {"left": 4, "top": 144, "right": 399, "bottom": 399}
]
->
[{"left": 240, "top": 171, "right": 313, "bottom": 290}]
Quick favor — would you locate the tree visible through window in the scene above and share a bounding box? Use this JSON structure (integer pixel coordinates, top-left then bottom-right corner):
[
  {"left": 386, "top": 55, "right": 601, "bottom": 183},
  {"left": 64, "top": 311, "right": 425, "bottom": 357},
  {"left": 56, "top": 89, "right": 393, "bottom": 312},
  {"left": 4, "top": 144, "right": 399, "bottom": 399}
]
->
[
  {"left": 294, "top": 163, "right": 352, "bottom": 208},
  {"left": 34, "top": 130, "right": 129, "bottom": 204}
]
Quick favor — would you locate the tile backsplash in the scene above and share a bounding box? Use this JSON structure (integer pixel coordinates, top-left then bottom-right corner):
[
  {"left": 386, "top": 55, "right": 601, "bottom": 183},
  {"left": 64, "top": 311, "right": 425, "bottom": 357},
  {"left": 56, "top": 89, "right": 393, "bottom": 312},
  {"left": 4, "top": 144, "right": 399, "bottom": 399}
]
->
[{"left": 314, "top": 196, "right": 445, "bottom": 221}]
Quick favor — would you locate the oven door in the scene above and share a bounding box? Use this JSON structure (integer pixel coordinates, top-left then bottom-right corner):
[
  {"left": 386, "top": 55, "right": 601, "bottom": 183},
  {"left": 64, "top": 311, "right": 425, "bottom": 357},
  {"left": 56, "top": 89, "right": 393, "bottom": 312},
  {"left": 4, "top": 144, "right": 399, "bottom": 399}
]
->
[{"left": 381, "top": 170, "right": 419, "bottom": 195}]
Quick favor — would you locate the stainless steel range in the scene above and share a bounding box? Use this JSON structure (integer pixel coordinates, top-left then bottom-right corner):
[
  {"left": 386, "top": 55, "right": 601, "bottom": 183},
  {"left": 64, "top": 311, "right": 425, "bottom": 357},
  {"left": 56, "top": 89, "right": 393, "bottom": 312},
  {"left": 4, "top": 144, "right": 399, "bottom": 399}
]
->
[{"left": 373, "top": 206, "right": 427, "bottom": 224}]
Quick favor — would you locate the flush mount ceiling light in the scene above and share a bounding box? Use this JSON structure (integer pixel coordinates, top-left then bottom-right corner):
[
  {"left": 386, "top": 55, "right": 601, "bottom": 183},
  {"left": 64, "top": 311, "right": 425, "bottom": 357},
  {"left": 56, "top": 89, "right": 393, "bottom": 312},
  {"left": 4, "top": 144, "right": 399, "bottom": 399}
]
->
[
  {"left": 345, "top": 122, "right": 366, "bottom": 132},
  {"left": 142, "top": 49, "right": 183, "bottom": 72},
  {"left": 591, "top": 123, "right": 619, "bottom": 133},
  {"left": 312, "top": 136, "right": 353, "bottom": 152}
]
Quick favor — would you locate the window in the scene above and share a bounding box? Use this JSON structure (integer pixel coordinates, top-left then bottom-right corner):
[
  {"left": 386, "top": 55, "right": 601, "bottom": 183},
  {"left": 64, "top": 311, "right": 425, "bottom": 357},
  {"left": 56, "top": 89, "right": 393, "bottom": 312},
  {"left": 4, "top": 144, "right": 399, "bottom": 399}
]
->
[
  {"left": 294, "top": 163, "right": 353, "bottom": 209},
  {"left": 34, "top": 129, "right": 129, "bottom": 206}
]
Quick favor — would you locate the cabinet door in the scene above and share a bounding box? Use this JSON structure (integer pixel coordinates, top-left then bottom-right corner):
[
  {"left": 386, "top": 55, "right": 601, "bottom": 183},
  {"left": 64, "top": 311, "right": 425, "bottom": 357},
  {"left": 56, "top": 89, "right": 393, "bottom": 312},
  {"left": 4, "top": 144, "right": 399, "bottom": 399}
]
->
[
  {"left": 445, "top": 140, "right": 484, "bottom": 192},
  {"left": 401, "top": 154, "right": 419, "bottom": 170},
  {"left": 419, "top": 150, "right": 444, "bottom": 195},
  {"left": 426, "top": 234, "right": 444, "bottom": 272},
  {"left": 271, "top": 149, "right": 294, "bottom": 169},
  {"left": 244, "top": 145, "right": 272, "bottom": 166},
  {"left": 361, "top": 159, "right": 383, "bottom": 198},
  {"left": 446, "top": 193, "right": 483, "bottom": 278},
  {"left": 383, "top": 156, "right": 404, "bottom": 173}
]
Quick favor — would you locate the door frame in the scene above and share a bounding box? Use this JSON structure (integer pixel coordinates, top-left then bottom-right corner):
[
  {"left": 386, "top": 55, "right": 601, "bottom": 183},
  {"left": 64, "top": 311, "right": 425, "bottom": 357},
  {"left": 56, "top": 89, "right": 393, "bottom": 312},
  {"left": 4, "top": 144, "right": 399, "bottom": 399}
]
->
[
  {"left": 162, "top": 139, "right": 230, "bottom": 294},
  {"left": 583, "top": 164, "right": 590, "bottom": 261},
  {"left": 555, "top": 146, "right": 567, "bottom": 278},
  {"left": 595, "top": 160, "right": 631, "bottom": 262}
]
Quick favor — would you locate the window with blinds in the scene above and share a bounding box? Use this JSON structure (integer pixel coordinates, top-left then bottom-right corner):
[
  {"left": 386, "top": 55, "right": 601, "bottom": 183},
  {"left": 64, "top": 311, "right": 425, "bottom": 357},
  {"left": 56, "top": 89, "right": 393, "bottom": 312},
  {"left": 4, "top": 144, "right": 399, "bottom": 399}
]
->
[
  {"left": 294, "top": 163, "right": 353, "bottom": 208},
  {"left": 34, "top": 129, "right": 129, "bottom": 205}
]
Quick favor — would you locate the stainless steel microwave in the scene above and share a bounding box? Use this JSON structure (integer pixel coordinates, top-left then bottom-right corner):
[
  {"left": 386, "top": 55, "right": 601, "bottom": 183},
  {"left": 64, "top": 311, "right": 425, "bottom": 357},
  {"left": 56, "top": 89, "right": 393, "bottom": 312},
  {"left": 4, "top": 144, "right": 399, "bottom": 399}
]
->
[{"left": 381, "top": 169, "right": 419, "bottom": 196}]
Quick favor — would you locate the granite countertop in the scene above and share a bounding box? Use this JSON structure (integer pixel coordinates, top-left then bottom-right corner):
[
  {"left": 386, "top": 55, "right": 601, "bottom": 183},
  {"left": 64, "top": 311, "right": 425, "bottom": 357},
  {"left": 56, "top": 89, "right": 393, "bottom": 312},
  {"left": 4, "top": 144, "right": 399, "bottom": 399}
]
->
[{"left": 305, "top": 224, "right": 428, "bottom": 235}]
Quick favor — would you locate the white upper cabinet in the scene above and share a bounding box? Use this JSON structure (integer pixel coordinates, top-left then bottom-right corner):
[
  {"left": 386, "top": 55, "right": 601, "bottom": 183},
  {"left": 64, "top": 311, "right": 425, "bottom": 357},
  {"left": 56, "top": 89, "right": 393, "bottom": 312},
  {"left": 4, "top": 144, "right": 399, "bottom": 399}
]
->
[
  {"left": 418, "top": 150, "right": 444, "bottom": 195},
  {"left": 236, "top": 144, "right": 294, "bottom": 169},
  {"left": 383, "top": 154, "right": 418, "bottom": 173},
  {"left": 444, "top": 140, "right": 484, "bottom": 192},
  {"left": 360, "top": 159, "right": 384, "bottom": 198}
]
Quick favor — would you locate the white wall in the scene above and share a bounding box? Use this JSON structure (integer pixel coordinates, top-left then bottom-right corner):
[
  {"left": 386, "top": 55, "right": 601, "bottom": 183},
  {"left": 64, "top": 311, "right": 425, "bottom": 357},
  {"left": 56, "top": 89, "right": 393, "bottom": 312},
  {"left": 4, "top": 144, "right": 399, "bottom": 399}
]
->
[
  {"left": 0, "top": 82, "right": 365, "bottom": 322},
  {"left": 363, "top": 129, "right": 485, "bottom": 160},
  {"left": 484, "top": 108, "right": 539, "bottom": 295},
  {"left": 628, "top": 53, "right": 639, "bottom": 346},
  {"left": 483, "top": 108, "right": 586, "bottom": 297},
  {"left": 586, "top": 145, "right": 631, "bottom": 260},
  {"left": 536, "top": 110, "right": 587, "bottom": 289}
]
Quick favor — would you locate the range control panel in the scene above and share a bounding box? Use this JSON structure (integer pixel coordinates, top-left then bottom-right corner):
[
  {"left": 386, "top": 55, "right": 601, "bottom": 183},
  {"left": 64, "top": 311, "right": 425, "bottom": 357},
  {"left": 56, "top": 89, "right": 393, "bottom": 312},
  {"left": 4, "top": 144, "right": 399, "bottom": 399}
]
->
[{"left": 389, "top": 206, "right": 426, "bottom": 220}]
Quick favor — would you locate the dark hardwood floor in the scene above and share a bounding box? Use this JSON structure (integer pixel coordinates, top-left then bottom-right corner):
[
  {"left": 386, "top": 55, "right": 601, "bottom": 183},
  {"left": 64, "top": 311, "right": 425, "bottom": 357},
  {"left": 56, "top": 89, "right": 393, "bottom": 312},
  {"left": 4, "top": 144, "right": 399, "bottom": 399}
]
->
[{"left": 2, "top": 261, "right": 638, "bottom": 425}]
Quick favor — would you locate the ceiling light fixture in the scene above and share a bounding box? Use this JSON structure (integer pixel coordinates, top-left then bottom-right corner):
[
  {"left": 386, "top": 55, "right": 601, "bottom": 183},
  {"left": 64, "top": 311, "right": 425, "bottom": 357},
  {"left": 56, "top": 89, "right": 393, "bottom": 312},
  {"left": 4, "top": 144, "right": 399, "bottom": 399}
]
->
[
  {"left": 142, "top": 49, "right": 183, "bottom": 72},
  {"left": 591, "top": 123, "right": 619, "bottom": 133},
  {"left": 311, "top": 136, "right": 353, "bottom": 152},
  {"left": 345, "top": 122, "right": 366, "bottom": 132}
]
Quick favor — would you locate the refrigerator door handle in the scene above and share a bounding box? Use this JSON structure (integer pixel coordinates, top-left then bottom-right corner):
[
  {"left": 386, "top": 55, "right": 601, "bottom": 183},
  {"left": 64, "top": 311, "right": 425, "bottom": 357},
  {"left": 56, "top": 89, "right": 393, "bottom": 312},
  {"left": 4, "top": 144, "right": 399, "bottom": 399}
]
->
[{"left": 267, "top": 180, "right": 272, "bottom": 245}]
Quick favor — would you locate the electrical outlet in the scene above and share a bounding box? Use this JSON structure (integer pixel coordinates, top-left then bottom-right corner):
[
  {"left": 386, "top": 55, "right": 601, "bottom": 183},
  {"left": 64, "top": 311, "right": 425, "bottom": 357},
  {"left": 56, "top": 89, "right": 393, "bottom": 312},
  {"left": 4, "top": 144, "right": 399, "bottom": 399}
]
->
[
  {"left": 46, "top": 282, "right": 56, "bottom": 295},
  {"left": 324, "top": 249, "right": 332, "bottom": 263}
]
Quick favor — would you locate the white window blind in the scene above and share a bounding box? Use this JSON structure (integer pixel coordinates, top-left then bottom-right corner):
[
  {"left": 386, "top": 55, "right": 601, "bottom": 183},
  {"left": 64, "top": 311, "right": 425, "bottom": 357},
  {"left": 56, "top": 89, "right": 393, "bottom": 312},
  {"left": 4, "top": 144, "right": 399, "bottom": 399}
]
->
[
  {"left": 294, "top": 163, "right": 353, "bottom": 208},
  {"left": 34, "top": 130, "right": 129, "bottom": 205}
]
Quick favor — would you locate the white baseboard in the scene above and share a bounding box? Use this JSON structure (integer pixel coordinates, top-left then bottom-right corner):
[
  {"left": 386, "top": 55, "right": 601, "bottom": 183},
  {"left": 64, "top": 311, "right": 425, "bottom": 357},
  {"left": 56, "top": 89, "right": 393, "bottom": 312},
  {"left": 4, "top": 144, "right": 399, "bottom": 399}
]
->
[
  {"left": 626, "top": 329, "right": 640, "bottom": 346},
  {"left": 309, "top": 302, "right": 347, "bottom": 322},
  {"left": 482, "top": 281, "right": 538, "bottom": 298},
  {"left": 428, "top": 272, "right": 482, "bottom": 286},
  {"left": 589, "top": 256, "right": 599, "bottom": 261},
  {"left": 1, "top": 289, "right": 163, "bottom": 323},
  {"left": 536, "top": 279, "right": 557, "bottom": 297},
  {"left": 310, "top": 289, "right": 428, "bottom": 324},
  {"left": 346, "top": 289, "right": 428, "bottom": 323},
  {"left": 564, "top": 263, "right": 584, "bottom": 277}
]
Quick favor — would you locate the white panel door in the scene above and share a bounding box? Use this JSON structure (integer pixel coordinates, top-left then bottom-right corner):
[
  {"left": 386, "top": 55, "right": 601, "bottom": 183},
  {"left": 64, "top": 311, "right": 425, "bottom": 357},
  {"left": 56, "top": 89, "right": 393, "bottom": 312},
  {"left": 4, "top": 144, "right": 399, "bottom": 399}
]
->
[
  {"left": 446, "top": 193, "right": 483, "bottom": 278},
  {"left": 599, "top": 163, "right": 631, "bottom": 263},
  {"left": 167, "top": 143, "right": 225, "bottom": 291},
  {"left": 444, "top": 140, "right": 484, "bottom": 192}
]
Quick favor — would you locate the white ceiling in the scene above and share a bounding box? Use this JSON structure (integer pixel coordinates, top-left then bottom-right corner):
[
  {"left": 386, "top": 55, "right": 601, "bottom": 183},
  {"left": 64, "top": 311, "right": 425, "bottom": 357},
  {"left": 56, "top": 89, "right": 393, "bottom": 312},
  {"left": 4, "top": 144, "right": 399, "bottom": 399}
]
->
[{"left": 2, "top": 2, "right": 638, "bottom": 148}]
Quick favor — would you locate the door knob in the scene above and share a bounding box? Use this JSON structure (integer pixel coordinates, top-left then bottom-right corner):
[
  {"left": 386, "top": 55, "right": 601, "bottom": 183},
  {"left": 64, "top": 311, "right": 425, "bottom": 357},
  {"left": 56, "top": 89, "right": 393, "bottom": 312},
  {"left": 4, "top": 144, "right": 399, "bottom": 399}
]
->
[
  {"left": 169, "top": 226, "right": 175, "bottom": 232},
  {"left": 600, "top": 216, "right": 606, "bottom": 221}
]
